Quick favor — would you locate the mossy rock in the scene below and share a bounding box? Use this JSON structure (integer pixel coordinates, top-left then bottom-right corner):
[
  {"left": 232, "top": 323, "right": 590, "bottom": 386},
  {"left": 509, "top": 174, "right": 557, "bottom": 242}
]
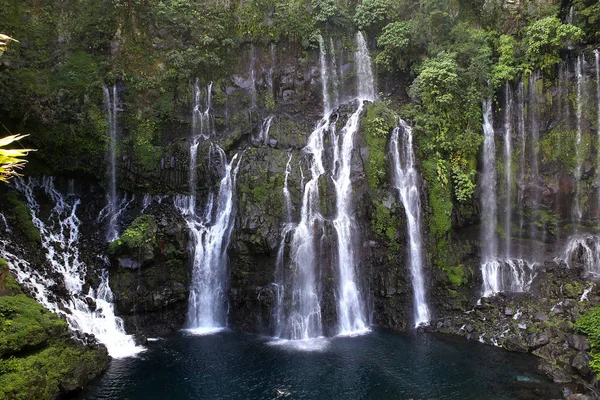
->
[
  {"left": 0, "top": 259, "right": 22, "bottom": 297},
  {"left": 108, "top": 214, "right": 158, "bottom": 264},
  {"left": 4, "top": 192, "right": 41, "bottom": 244},
  {"left": 0, "top": 294, "right": 68, "bottom": 358},
  {"left": 0, "top": 338, "right": 109, "bottom": 399}
]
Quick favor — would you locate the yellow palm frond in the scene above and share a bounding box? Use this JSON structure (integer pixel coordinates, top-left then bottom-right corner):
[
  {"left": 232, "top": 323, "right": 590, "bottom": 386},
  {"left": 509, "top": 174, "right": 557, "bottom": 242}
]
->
[{"left": 0, "top": 134, "right": 34, "bottom": 182}]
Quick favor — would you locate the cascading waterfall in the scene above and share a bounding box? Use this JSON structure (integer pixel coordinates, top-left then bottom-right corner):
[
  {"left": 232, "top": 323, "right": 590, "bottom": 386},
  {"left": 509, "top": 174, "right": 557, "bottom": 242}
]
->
[
  {"left": 271, "top": 36, "right": 332, "bottom": 340},
  {"left": 332, "top": 100, "right": 368, "bottom": 335},
  {"left": 189, "top": 80, "right": 213, "bottom": 201},
  {"left": 504, "top": 83, "right": 514, "bottom": 258},
  {"left": 390, "top": 119, "right": 430, "bottom": 327},
  {"left": 283, "top": 117, "right": 328, "bottom": 340},
  {"left": 528, "top": 72, "right": 545, "bottom": 243},
  {"left": 480, "top": 99, "right": 501, "bottom": 295},
  {"left": 4, "top": 177, "right": 143, "bottom": 358},
  {"left": 574, "top": 55, "right": 585, "bottom": 223},
  {"left": 517, "top": 82, "right": 526, "bottom": 251},
  {"left": 355, "top": 32, "right": 375, "bottom": 101},
  {"left": 595, "top": 50, "right": 600, "bottom": 213},
  {"left": 255, "top": 115, "right": 275, "bottom": 145},
  {"left": 272, "top": 33, "right": 373, "bottom": 339},
  {"left": 102, "top": 84, "right": 119, "bottom": 242},
  {"left": 481, "top": 99, "right": 498, "bottom": 262},
  {"left": 175, "top": 145, "right": 240, "bottom": 333},
  {"left": 331, "top": 31, "right": 374, "bottom": 335},
  {"left": 563, "top": 235, "right": 600, "bottom": 278},
  {"left": 480, "top": 98, "right": 535, "bottom": 296},
  {"left": 271, "top": 153, "right": 294, "bottom": 338}
]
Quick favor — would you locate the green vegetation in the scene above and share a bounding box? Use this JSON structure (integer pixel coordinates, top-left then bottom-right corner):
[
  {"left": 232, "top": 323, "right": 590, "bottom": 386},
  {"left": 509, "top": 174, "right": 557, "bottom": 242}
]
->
[
  {"left": 371, "top": 202, "right": 397, "bottom": 241},
  {"left": 362, "top": 101, "right": 395, "bottom": 189},
  {"left": 108, "top": 215, "right": 157, "bottom": 262},
  {"left": 0, "top": 270, "right": 109, "bottom": 399},
  {"left": 575, "top": 307, "right": 600, "bottom": 374},
  {"left": 4, "top": 191, "right": 40, "bottom": 243}
]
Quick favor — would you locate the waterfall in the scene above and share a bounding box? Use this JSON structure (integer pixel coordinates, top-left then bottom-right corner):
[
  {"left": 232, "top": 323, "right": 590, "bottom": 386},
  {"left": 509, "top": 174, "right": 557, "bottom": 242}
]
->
[
  {"left": 481, "top": 99, "right": 498, "bottom": 261},
  {"left": 332, "top": 100, "right": 369, "bottom": 335},
  {"left": 480, "top": 98, "right": 501, "bottom": 294},
  {"left": 517, "top": 82, "right": 526, "bottom": 252},
  {"left": 272, "top": 33, "right": 373, "bottom": 339},
  {"left": 595, "top": 50, "right": 600, "bottom": 214},
  {"left": 255, "top": 115, "right": 275, "bottom": 146},
  {"left": 175, "top": 145, "right": 240, "bottom": 333},
  {"left": 273, "top": 37, "right": 334, "bottom": 340},
  {"left": 190, "top": 80, "right": 213, "bottom": 201},
  {"left": 504, "top": 83, "right": 513, "bottom": 258},
  {"left": 332, "top": 32, "right": 375, "bottom": 335},
  {"left": 249, "top": 44, "right": 257, "bottom": 108},
  {"left": 355, "top": 32, "right": 376, "bottom": 101},
  {"left": 482, "top": 259, "right": 535, "bottom": 296},
  {"left": 4, "top": 177, "right": 144, "bottom": 358},
  {"left": 102, "top": 84, "right": 119, "bottom": 242},
  {"left": 390, "top": 120, "right": 430, "bottom": 327},
  {"left": 563, "top": 235, "right": 600, "bottom": 278},
  {"left": 574, "top": 55, "right": 585, "bottom": 223},
  {"left": 272, "top": 153, "right": 294, "bottom": 338},
  {"left": 285, "top": 118, "right": 328, "bottom": 339},
  {"left": 528, "top": 72, "right": 544, "bottom": 242}
]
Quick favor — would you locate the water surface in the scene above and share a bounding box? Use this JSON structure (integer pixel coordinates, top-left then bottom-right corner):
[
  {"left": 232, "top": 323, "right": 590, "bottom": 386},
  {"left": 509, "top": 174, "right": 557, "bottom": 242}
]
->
[{"left": 77, "top": 329, "right": 560, "bottom": 400}]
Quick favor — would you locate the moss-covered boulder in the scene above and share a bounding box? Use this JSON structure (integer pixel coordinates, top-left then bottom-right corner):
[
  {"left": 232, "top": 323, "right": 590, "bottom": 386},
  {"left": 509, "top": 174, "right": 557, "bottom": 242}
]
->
[
  {"left": 108, "top": 214, "right": 158, "bottom": 268},
  {"left": 0, "top": 266, "right": 109, "bottom": 400},
  {"left": 108, "top": 209, "right": 189, "bottom": 336}
]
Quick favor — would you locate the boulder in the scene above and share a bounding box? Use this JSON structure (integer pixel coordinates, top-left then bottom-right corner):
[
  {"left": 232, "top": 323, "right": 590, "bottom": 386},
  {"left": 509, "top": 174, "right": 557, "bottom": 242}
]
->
[
  {"left": 571, "top": 351, "right": 591, "bottom": 376},
  {"left": 568, "top": 334, "right": 590, "bottom": 351}
]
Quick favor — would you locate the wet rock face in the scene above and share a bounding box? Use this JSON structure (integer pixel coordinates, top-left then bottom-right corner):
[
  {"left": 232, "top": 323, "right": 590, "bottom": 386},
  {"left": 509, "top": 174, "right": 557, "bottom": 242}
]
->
[
  {"left": 107, "top": 204, "right": 190, "bottom": 337},
  {"left": 429, "top": 260, "right": 599, "bottom": 392}
]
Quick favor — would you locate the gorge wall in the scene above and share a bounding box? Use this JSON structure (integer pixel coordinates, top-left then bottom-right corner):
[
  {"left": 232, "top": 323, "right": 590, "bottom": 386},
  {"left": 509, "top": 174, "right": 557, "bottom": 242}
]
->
[{"left": 2, "top": 0, "right": 600, "bottom": 398}]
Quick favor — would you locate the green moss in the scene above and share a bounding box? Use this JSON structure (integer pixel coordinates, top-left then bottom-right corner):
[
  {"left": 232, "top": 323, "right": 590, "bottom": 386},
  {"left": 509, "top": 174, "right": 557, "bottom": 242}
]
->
[
  {"left": 564, "top": 282, "right": 584, "bottom": 298},
  {"left": 422, "top": 159, "right": 453, "bottom": 240},
  {"left": 0, "top": 259, "right": 21, "bottom": 296},
  {"left": 540, "top": 127, "right": 592, "bottom": 174},
  {"left": 446, "top": 265, "right": 467, "bottom": 287},
  {"left": 0, "top": 294, "right": 68, "bottom": 357},
  {"left": 362, "top": 101, "right": 396, "bottom": 189},
  {"left": 4, "top": 192, "right": 41, "bottom": 244},
  {"left": 371, "top": 202, "right": 397, "bottom": 241},
  {"left": 0, "top": 339, "right": 107, "bottom": 399},
  {"left": 108, "top": 215, "right": 157, "bottom": 261}
]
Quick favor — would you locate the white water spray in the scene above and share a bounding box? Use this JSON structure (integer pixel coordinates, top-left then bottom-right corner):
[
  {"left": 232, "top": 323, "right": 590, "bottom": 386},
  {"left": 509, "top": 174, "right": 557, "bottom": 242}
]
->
[
  {"left": 390, "top": 120, "right": 430, "bottom": 327},
  {"left": 175, "top": 146, "right": 240, "bottom": 333},
  {"left": 7, "top": 177, "right": 144, "bottom": 358}
]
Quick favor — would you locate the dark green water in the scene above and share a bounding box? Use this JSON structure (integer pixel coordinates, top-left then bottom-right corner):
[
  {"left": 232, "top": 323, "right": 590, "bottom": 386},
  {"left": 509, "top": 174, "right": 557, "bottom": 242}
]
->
[{"left": 77, "top": 329, "right": 560, "bottom": 400}]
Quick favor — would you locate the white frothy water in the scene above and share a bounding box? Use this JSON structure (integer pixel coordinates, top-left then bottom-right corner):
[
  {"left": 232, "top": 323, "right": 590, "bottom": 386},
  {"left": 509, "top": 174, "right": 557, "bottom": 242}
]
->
[
  {"left": 481, "top": 99, "right": 498, "bottom": 266},
  {"left": 102, "top": 84, "right": 119, "bottom": 242},
  {"left": 563, "top": 235, "right": 600, "bottom": 278},
  {"left": 390, "top": 120, "right": 430, "bottom": 327},
  {"left": 190, "top": 80, "right": 213, "bottom": 202},
  {"left": 255, "top": 115, "right": 275, "bottom": 145},
  {"left": 595, "top": 50, "right": 600, "bottom": 214},
  {"left": 481, "top": 258, "right": 536, "bottom": 297},
  {"left": 332, "top": 99, "right": 369, "bottom": 335},
  {"left": 574, "top": 55, "right": 585, "bottom": 223},
  {"left": 175, "top": 145, "right": 240, "bottom": 332},
  {"left": 5, "top": 177, "right": 144, "bottom": 358},
  {"left": 503, "top": 83, "right": 514, "bottom": 258},
  {"left": 332, "top": 32, "right": 375, "bottom": 335}
]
